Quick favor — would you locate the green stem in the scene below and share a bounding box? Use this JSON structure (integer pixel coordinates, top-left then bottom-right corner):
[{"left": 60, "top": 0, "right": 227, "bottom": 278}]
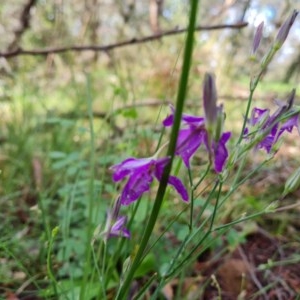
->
[
  {"left": 142, "top": 206, "right": 188, "bottom": 261},
  {"left": 164, "top": 180, "right": 222, "bottom": 279},
  {"left": 193, "top": 163, "right": 211, "bottom": 190},
  {"left": 213, "top": 210, "right": 267, "bottom": 231},
  {"left": 188, "top": 168, "right": 194, "bottom": 230},
  {"left": 209, "top": 181, "right": 222, "bottom": 231},
  {"left": 221, "top": 159, "right": 271, "bottom": 210},
  {"left": 133, "top": 273, "right": 158, "bottom": 300},
  {"left": 115, "top": 2, "right": 199, "bottom": 299},
  {"left": 80, "top": 75, "right": 96, "bottom": 299},
  {"left": 47, "top": 227, "right": 59, "bottom": 298},
  {"left": 91, "top": 243, "right": 106, "bottom": 300},
  {"left": 194, "top": 180, "right": 219, "bottom": 225},
  {"left": 238, "top": 86, "right": 255, "bottom": 144},
  {"left": 238, "top": 45, "right": 279, "bottom": 144},
  {"left": 104, "top": 197, "right": 141, "bottom": 288}
]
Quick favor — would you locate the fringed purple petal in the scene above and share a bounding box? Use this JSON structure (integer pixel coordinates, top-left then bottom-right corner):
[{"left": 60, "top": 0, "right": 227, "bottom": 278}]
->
[
  {"left": 168, "top": 175, "right": 189, "bottom": 202},
  {"left": 120, "top": 170, "right": 153, "bottom": 205},
  {"left": 110, "top": 157, "right": 152, "bottom": 181},
  {"left": 154, "top": 157, "right": 171, "bottom": 180},
  {"left": 258, "top": 135, "right": 276, "bottom": 153},
  {"left": 162, "top": 104, "right": 205, "bottom": 127},
  {"left": 176, "top": 128, "right": 204, "bottom": 168},
  {"left": 182, "top": 114, "right": 205, "bottom": 125},
  {"left": 162, "top": 105, "right": 175, "bottom": 127},
  {"left": 163, "top": 114, "right": 174, "bottom": 127},
  {"left": 220, "top": 131, "right": 231, "bottom": 144},
  {"left": 154, "top": 161, "right": 189, "bottom": 202},
  {"left": 213, "top": 132, "right": 231, "bottom": 173},
  {"left": 250, "top": 108, "right": 269, "bottom": 126},
  {"left": 281, "top": 114, "right": 299, "bottom": 132},
  {"left": 109, "top": 216, "right": 130, "bottom": 238}
]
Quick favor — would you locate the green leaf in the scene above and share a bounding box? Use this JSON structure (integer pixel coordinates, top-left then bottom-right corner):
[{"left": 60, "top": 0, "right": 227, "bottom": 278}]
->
[
  {"left": 134, "top": 253, "right": 156, "bottom": 278},
  {"left": 122, "top": 108, "right": 138, "bottom": 119}
]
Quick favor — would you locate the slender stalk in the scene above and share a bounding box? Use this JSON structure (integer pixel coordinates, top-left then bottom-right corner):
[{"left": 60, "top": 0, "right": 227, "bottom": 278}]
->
[
  {"left": 158, "top": 180, "right": 219, "bottom": 285},
  {"left": 188, "top": 168, "right": 194, "bottom": 230},
  {"left": 209, "top": 181, "right": 222, "bottom": 231},
  {"left": 195, "top": 180, "right": 219, "bottom": 225},
  {"left": 104, "top": 198, "right": 141, "bottom": 288},
  {"left": 91, "top": 242, "right": 106, "bottom": 300},
  {"left": 164, "top": 180, "right": 223, "bottom": 280},
  {"left": 115, "top": 2, "right": 199, "bottom": 299},
  {"left": 193, "top": 163, "right": 211, "bottom": 190},
  {"left": 47, "top": 227, "right": 59, "bottom": 298},
  {"left": 175, "top": 270, "right": 186, "bottom": 300},
  {"left": 80, "top": 75, "right": 96, "bottom": 299},
  {"left": 142, "top": 206, "right": 189, "bottom": 260},
  {"left": 213, "top": 210, "right": 267, "bottom": 231},
  {"left": 133, "top": 273, "right": 158, "bottom": 300},
  {"left": 238, "top": 89, "right": 254, "bottom": 144},
  {"left": 238, "top": 44, "right": 280, "bottom": 144}
]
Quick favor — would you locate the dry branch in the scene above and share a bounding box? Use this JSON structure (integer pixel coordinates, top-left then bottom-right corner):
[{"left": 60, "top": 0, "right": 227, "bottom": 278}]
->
[
  {"left": 8, "top": 0, "right": 37, "bottom": 52},
  {"left": 0, "top": 22, "right": 248, "bottom": 58}
]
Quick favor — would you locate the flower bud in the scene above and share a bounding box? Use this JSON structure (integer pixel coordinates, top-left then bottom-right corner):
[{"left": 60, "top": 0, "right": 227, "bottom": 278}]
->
[
  {"left": 252, "top": 21, "right": 264, "bottom": 55},
  {"left": 51, "top": 226, "right": 59, "bottom": 238},
  {"left": 286, "top": 88, "right": 296, "bottom": 110},
  {"left": 282, "top": 166, "right": 300, "bottom": 197},
  {"left": 215, "top": 104, "right": 224, "bottom": 142},
  {"left": 275, "top": 10, "right": 298, "bottom": 49},
  {"left": 112, "top": 196, "right": 122, "bottom": 220},
  {"left": 203, "top": 72, "right": 217, "bottom": 128}
]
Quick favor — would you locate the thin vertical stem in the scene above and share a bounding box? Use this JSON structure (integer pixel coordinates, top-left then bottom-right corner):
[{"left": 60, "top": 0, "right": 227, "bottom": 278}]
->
[
  {"left": 80, "top": 75, "right": 96, "bottom": 299},
  {"left": 115, "top": 1, "right": 200, "bottom": 299}
]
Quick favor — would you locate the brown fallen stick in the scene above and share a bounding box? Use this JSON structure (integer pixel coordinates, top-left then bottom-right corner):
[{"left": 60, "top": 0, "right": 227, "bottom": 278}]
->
[{"left": 0, "top": 22, "right": 248, "bottom": 58}]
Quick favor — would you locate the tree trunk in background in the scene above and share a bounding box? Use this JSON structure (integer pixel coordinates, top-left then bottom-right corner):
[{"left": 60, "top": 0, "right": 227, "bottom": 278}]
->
[
  {"left": 7, "top": 0, "right": 37, "bottom": 52},
  {"left": 149, "top": 0, "right": 164, "bottom": 34}
]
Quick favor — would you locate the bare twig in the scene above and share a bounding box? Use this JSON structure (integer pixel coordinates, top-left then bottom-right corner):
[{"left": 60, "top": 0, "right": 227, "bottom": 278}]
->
[
  {"left": 0, "top": 22, "right": 248, "bottom": 58},
  {"left": 275, "top": 201, "right": 300, "bottom": 212}
]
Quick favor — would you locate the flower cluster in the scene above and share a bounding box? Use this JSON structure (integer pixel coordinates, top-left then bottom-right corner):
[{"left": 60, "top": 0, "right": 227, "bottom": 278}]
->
[
  {"left": 102, "top": 11, "right": 299, "bottom": 241},
  {"left": 107, "top": 82, "right": 299, "bottom": 239},
  {"left": 244, "top": 89, "right": 300, "bottom": 153},
  {"left": 97, "top": 197, "right": 130, "bottom": 241},
  {"left": 110, "top": 156, "right": 189, "bottom": 205},
  {"left": 163, "top": 73, "right": 231, "bottom": 173},
  {"left": 162, "top": 106, "right": 231, "bottom": 173},
  {"left": 106, "top": 156, "right": 189, "bottom": 238},
  {"left": 106, "top": 73, "right": 232, "bottom": 238}
]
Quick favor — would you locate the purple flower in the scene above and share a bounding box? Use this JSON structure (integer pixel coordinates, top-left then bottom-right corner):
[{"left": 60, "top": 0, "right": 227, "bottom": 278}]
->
[
  {"left": 245, "top": 101, "right": 300, "bottom": 153},
  {"left": 99, "top": 197, "right": 131, "bottom": 240},
  {"left": 162, "top": 108, "right": 231, "bottom": 173},
  {"left": 163, "top": 105, "right": 205, "bottom": 128},
  {"left": 175, "top": 127, "right": 205, "bottom": 168},
  {"left": 110, "top": 156, "right": 189, "bottom": 205},
  {"left": 109, "top": 216, "right": 130, "bottom": 238},
  {"left": 209, "top": 131, "right": 231, "bottom": 173}
]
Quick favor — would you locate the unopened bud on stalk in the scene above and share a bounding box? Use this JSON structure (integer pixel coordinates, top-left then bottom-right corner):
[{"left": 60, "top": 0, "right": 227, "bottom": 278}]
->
[
  {"left": 215, "top": 104, "right": 224, "bottom": 142},
  {"left": 112, "top": 196, "right": 122, "bottom": 220},
  {"left": 282, "top": 166, "right": 300, "bottom": 197},
  {"left": 260, "top": 11, "right": 298, "bottom": 71},
  {"left": 252, "top": 21, "right": 264, "bottom": 55},
  {"left": 203, "top": 72, "right": 217, "bottom": 130},
  {"left": 286, "top": 88, "right": 296, "bottom": 110},
  {"left": 275, "top": 10, "right": 298, "bottom": 49}
]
